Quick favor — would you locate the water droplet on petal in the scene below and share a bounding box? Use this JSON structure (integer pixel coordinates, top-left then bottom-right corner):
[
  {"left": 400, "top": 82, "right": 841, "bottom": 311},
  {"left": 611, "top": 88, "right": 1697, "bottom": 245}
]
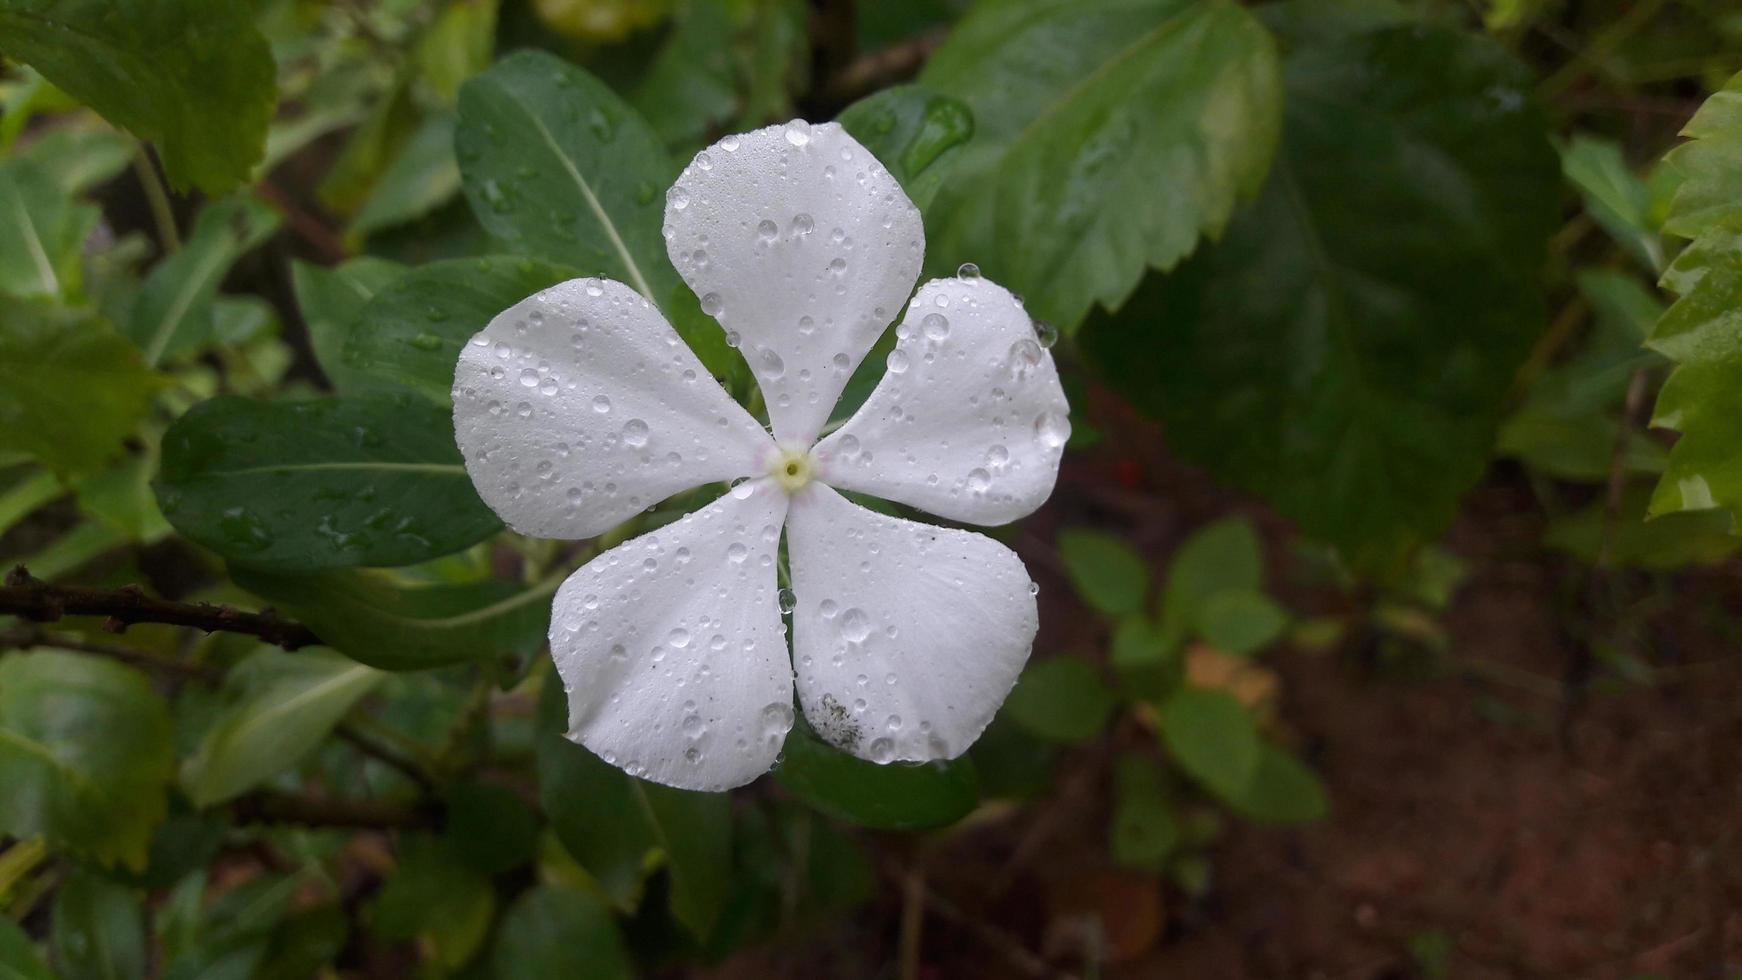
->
[{"left": 957, "top": 262, "right": 981, "bottom": 280}]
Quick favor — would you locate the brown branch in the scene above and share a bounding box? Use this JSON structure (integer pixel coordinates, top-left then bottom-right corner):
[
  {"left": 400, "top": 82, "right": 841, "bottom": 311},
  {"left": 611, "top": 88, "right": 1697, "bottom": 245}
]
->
[
  {"left": 0, "top": 565, "right": 322, "bottom": 650},
  {"left": 232, "top": 790, "right": 433, "bottom": 830},
  {"left": 818, "top": 30, "right": 946, "bottom": 106}
]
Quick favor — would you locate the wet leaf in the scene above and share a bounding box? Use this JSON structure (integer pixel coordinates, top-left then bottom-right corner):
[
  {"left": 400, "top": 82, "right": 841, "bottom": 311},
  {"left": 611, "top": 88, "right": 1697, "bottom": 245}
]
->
[{"left": 775, "top": 725, "right": 979, "bottom": 830}]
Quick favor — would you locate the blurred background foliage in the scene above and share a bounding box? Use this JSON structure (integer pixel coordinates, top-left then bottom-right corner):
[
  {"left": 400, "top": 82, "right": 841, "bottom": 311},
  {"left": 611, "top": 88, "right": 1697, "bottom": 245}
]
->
[{"left": 0, "top": 0, "right": 1740, "bottom": 976}]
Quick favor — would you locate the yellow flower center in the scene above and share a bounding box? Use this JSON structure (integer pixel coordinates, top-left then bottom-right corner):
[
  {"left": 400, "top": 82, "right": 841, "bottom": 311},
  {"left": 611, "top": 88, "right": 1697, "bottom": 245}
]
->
[{"left": 769, "top": 446, "right": 814, "bottom": 493}]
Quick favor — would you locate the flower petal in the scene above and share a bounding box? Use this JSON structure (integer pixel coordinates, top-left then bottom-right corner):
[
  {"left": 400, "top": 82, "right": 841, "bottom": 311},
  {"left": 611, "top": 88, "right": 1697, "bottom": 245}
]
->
[
  {"left": 663, "top": 120, "right": 924, "bottom": 445},
  {"left": 814, "top": 277, "right": 1071, "bottom": 526},
  {"left": 550, "top": 480, "right": 795, "bottom": 791},
  {"left": 786, "top": 482, "right": 1037, "bottom": 764},
  {"left": 454, "top": 277, "right": 775, "bottom": 540}
]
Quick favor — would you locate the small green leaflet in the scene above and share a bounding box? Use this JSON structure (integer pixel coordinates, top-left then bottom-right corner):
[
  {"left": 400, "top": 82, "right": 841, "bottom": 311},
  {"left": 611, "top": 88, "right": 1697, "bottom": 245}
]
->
[
  {"left": 1057, "top": 528, "right": 1149, "bottom": 616},
  {"left": 0, "top": 651, "right": 174, "bottom": 870},
  {"left": 182, "top": 649, "right": 383, "bottom": 807},
  {"left": 0, "top": 300, "right": 164, "bottom": 477},
  {"left": 155, "top": 393, "right": 501, "bottom": 571},
  {"left": 1003, "top": 657, "right": 1116, "bottom": 743},
  {"left": 0, "top": 0, "right": 276, "bottom": 194},
  {"left": 123, "top": 196, "right": 281, "bottom": 366},
  {"left": 292, "top": 256, "right": 407, "bottom": 394}
]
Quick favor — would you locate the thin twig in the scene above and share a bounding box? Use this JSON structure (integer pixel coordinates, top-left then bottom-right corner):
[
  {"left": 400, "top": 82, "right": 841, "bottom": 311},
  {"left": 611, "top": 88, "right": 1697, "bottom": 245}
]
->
[
  {"left": 1596, "top": 368, "right": 1653, "bottom": 571},
  {"left": 0, "top": 626, "right": 216, "bottom": 679},
  {"left": 336, "top": 723, "right": 440, "bottom": 796},
  {"left": 232, "top": 791, "right": 433, "bottom": 830},
  {"left": 879, "top": 862, "right": 1080, "bottom": 980},
  {"left": 0, "top": 565, "right": 322, "bottom": 650},
  {"left": 898, "top": 866, "right": 926, "bottom": 980},
  {"left": 818, "top": 30, "right": 946, "bottom": 106}
]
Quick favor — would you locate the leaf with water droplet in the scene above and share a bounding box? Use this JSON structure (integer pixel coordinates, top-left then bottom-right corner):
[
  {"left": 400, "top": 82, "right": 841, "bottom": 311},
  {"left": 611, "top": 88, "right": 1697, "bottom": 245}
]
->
[
  {"left": 774, "top": 724, "right": 979, "bottom": 830},
  {"left": 837, "top": 84, "right": 976, "bottom": 209}
]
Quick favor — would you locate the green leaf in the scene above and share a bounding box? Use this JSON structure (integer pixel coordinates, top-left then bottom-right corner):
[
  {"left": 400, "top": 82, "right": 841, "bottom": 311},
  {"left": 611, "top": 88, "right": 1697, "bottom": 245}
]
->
[
  {"left": 443, "top": 781, "right": 541, "bottom": 875},
  {"left": 1546, "top": 485, "right": 1739, "bottom": 569},
  {"left": 351, "top": 112, "right": 462, "bottom": 239},
  {"left": 628, "top": 0, "right": 744, "bottom": 150},
  {"left": 340, "top": 256, "right": 578, "bottom": 403},
  {"left": 1057, "top": 528, "right": 1148, "bottom": 616},
  {"left": 0, "top": 0, "right": 275, "bottom": 194},
  {"left": 155, "top": 393, "right": 501, "bottom": 571},
  {"left": 536, "top": 732, "right": 731, "bottom": 940},
  {"left": 0, "top": 916, "right": 53, "bottom": 980},
  {"left": 774, "top": 725, "right": 979, "bottom": 830},
  {"left": 291, "top": 257, "right": 406, "bottom": 394},
  {"left": 1110, "top": 753, "right": 1179, "bottom": 870},
  {"left": 10, "top": 122, "right": 134, "bottom": 195},
  {"left": 836, "top": 85, "right": 975, "bottom": 209},
  {"left": 919, "top": 0, "right": 1281, "bottom": 330},
  {"left": 457, "top": 50, "right": 674, "bottom": 304},
  {"left": 1660, "top": 72, "right": 1742, "bottom": 238},
  {"left": 0, "top": 301, "right": 164, "bottom": 477},
  {"left": 1561, "top": 134, "right": 1663, "bottom": 271},
  {"left": 182, "top": 649, "right": 383, "bottom": 807},
  {"left": 489, "top": 887, "right": 631, "bottom": 980},
  {"left": 1195, "top": 590, "right": 1290, "bottom": 655},
  {"left": 1002, "top": 657, "right": 1115, "bottom": 743},
  {"left": 1644, "top": 74, "right": 1742, "bottom": 527},
  {"left": 1158, "top": 688, "right": 1260, "bottom": 803},
  {"left": 0, "top": 158, "right": 97, "bottom": 300},
  {"left": 1225, "top": 744, "right": 1328, "bottom": 824},
  {"left": 123, "top": 196, "right": 280, "bottom": 366},
  {"left": 1159, "top": 517, "right": 1262, "bottom": 643},
  {"left": 51, "top": 872, "right": 146, "bottom": 980},
  {"left": 0, "top": 651, "right": 173, "bottom": 870},
  {"left": 1084, "top": 23, "right": 1559, "bottom": 564},
  {"left": 231, "top": 566, "right": 555, "bottom": 671},
  {"left": 371, "top": 838, "right": 494, "bottom": 971}
]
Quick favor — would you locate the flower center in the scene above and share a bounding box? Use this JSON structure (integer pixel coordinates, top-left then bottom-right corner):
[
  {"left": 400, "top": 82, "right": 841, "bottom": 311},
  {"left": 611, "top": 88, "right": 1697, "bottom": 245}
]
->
[{"left": 768, "top": 446, "right": 815, "bottom": 493}]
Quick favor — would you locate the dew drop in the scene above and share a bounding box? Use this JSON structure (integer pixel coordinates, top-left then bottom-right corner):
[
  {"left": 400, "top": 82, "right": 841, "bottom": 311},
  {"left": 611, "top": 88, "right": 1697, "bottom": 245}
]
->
[
  {"left": 757, "top": 219, "right": 779, "bottom": 242},
  {"left": 967, "top": 468, "right": 991, "bottom": 492},
  {"left": 667, "top": 185, "right": 690, "bottom": 210},
  {"left": 622, "top": 418, "right": 649, "bottom": 448},
  {"left": 886, "top": 349, "right": 909, "bottom": 375},
  {"left": 592, "top": 395, "right": 612, "bottom": 413},
  {"left": 922, "top": 313, "right": 950, "bottom": 341},
  {"left": 700, "top": 292, "right": 724, "bottom": 316},
  {"left": 790, "top": 213, "right": 814, "bottom": 238},
  {"left": 778, "top": 588, "right": 796, "bottom": 614},
  {"left": 839, "top": 608, "right": 871, "bottom": 643},
  {"left": 1034, "top": 410, "right": 1071, "bottom": 449},
  {"left": 957, "top": 262, "right": 981, "bottom": 280},
  {"left": 518, "top": 368, "right": 539, "bottom": 388}
]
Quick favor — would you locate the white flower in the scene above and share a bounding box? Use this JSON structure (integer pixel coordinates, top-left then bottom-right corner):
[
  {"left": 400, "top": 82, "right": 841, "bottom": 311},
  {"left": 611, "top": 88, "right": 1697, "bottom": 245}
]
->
[{"left": 452, "top": 119, "right": 1070, "bottom": 791}]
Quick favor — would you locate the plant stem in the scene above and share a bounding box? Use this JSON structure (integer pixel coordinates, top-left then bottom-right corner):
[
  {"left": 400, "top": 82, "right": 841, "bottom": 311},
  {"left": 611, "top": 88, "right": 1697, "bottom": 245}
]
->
[
  {"left": 0, "top": 565, "right": 322, "bottom": 650},
  {"left": 132, "top": 143, "right": 181, "bottom": 253}
]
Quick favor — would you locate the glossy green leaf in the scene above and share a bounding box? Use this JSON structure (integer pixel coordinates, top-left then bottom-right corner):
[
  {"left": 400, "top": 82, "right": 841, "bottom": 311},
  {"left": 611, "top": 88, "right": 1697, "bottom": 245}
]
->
[
  {"left": 1645, "top": 74, "right": 1742, "bottom": 527},
  {"left": 1561, "top": 134, "right": 1663, "bottom": 271},
  {"left": 774, "top": 725, "right": 979, "bottom": 830},
  {"left": 1226, "top": 744, "right": 1328, "bottom": 824},
  {"left": 0, "top": 651, "right": 173, "bottom": 870},
  {"left": 536, "top": 732, "right": 731, "bottom": 940},
  {"left": 51, "top": 872, "right": 146, "bottom": 980},
  {"left": 230, "top": 566, "right": 555, "bottom": 671},
  {"left": 1158, "top": 688, "right": 1260, "bottom": 803},
  {"left": 1057, "top": 528, "right": 1149, "bottom": 616},
  {"left": 0, "top": 916, "right": 53, "bottom": 980},
  {"left": 1002, "top": 657, "right": 1115, "bottom": 743},
  {"left": 1110, "top": 754, "right": 1179, "bottom": 870},
  {"left": 351, "top": 112, "right": 462, "bottom": 239},
  {"left": 123, "top": 196, "right": 280, "bottom": 366},
  {"left": 182, "top": 649, "right": 383, "bottom": 807},
  {"left": 1085, "top": 23, "right": 1559, "bottom": 564},
  {"left": 489, "top": 887, "right": 631, "bottom": 980},
  {"left": 457, "top": 50, "right": 674, "bottom": 302},
  {"left": 456, "top": 51, "right": 742, "bottom": 382},
  {"left": 1195, "top": 590, "right": 1290, "bottom": 655},
  {"left": 341, "top": 256, "right": 578, "bottom": 403},
  {"left": 291, "top": 257, "right": 406, "bottom": 394},
  {"left": 156, "top": 393, "right": 501, "bottom": 571},
  {"left": 0, "top": 0, "right": 276, "bottom": 194},
  {"left": 836, "top": 85, "right": 975, "bottom": 209},
  {"left": 0, "top": 301, "right": 163, "bottom": 477},
  {"left": 0, "top": 158, "right": 97, "bottom": 300},
  {"left": 920, "top": 0, "right": 1281, "bottom": 330}
]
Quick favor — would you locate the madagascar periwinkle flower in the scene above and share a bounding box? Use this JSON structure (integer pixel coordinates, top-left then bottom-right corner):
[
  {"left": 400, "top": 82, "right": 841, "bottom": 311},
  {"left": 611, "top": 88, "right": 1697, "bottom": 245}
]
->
[{"left": 452, "top": 119, "right": 1070, "bottom": 791}]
